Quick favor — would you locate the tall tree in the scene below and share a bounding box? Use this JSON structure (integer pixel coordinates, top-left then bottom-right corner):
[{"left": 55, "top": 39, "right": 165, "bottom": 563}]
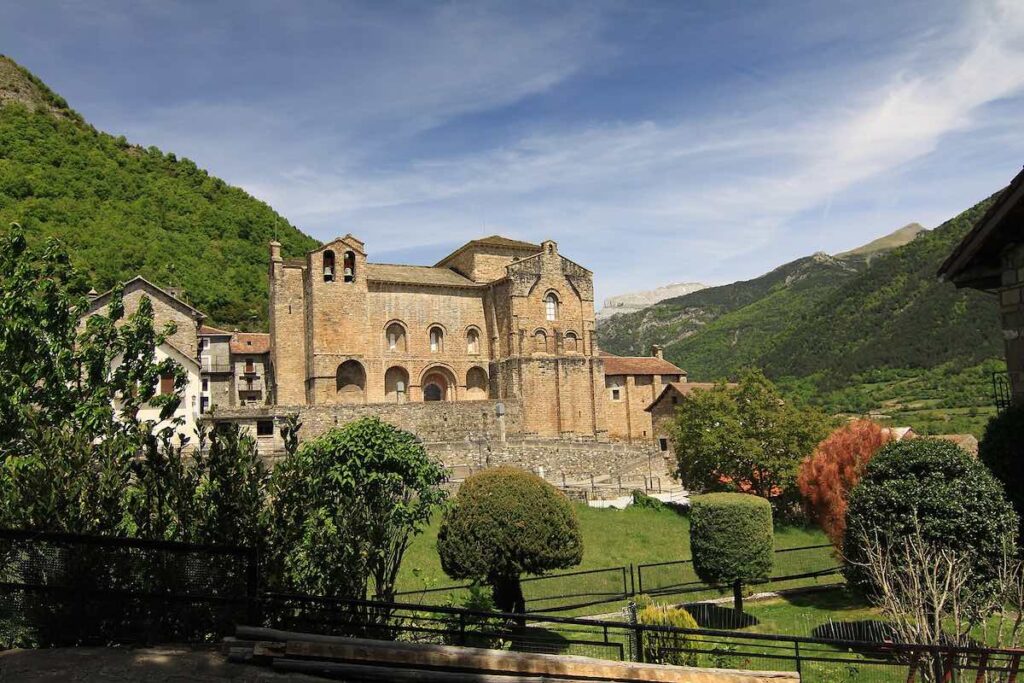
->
[{"left": 672, "top": 369, "right": 831, "bottom": 508}]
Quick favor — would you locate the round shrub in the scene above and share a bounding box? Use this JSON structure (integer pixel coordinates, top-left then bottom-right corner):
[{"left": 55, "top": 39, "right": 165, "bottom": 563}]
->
[
  {"left": 979, "top": 403, "right": 1024, "bottom": 536},
  {"left": 690, "top": 493, "right": 774, "bottom": 588},
  {"left": 635, "top": 598, "right": 700, "bottom": 666},
  {"left": 843, "top": 439, "right": 1018, "bottom": 599},
  {"left": 437, "top": 466, "right": 583, "bottom": 613}
]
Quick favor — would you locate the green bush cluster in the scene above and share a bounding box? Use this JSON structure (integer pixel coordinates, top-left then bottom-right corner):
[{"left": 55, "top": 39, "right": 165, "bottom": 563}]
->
[
  {"left": 437, "top": 466, "right": 583, "bottom": 613},
  {"left": 843, "top": 439, "right": 1018, "bottom": 602},
  {"left": 690, "top": 493, "right": 774, "bottom": 587},
  {"left": 979, "top": 403, "right": 1024, "bottom": 536}
]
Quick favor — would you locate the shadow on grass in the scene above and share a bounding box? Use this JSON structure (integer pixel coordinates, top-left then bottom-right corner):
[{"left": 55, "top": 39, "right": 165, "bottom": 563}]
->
[
  {"left": 506, "top": 626, "right": 572, "bottom": 655},
  {"left": 684, "top": 603, "right": 759, "bottom": 629},
  {"left": 812, "top": 619, "right": 895, "bottom": 643}
]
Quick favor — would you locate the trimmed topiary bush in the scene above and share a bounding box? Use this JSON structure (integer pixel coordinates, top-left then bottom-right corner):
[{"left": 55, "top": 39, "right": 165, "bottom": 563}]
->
[
  {"left": 437, "top": 466, "right": 583, "bottom": 614},
  {"left": 979, "top": 403, "right": 1024, "bottom": 538},
  {"left": 843, "top": 439, "right": 1018, "bottom": 604},
  {"left": 690, "top": 493, "right": 773, "bottom": 614},
  {"left": 635, "top": 597, "right": 701, "bottom": 666}
]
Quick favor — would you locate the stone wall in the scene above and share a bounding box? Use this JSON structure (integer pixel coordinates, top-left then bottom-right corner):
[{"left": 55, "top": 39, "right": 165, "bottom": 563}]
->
[
  {"left": 207, "top": 398, "right": 658, "bottom": 477},
  {"left": 604, "top": 374, "right": 663, "bottom": 443},
  {"left": 1001, "top": 243, "right": 1024, "bottom": 401},
  {"left": 210, "top": 398, "right": 521, "bottom": 462},
  {"left": 427, "top": 437, "right": 659, "bottom": 478}
]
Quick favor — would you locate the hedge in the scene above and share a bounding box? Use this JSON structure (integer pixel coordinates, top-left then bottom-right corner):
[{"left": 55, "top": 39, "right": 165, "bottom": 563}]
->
[{"left": 690, "top": 493, "right": 774, "bottom": 586}]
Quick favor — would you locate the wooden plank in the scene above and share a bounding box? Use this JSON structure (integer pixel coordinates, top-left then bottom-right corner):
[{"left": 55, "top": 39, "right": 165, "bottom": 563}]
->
[
  {"left": 282, "top": 638, "right": 798, "bottom": 682},
  {"left": 273, "top": 657, "right": 616, "bottom": 682}
]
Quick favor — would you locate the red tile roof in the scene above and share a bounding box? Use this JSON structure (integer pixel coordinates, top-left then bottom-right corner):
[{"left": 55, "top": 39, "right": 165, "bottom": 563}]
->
[
  {"left": 230, "top": 332, "right": 270, "bottom": 355},
  {"left": 645, "top": 381, "right": 733, "bottom": 411},
  {"left": 600, "top": 352, "right": 686, "bottom": 376}
]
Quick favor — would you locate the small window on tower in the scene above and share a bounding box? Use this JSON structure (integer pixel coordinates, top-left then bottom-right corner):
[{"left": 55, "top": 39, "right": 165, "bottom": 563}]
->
[
  {"left": 659, "top": 438, "right": 669, "bottom": 452},
  {"left": 256, "top": 420, "right": 274, "bottom": 437}
]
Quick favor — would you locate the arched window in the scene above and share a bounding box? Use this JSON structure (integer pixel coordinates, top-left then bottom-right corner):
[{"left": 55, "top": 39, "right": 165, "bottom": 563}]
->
[
  {"left": 545, "top": 292, "right": 558, "bottom": 321},
  {"left": 466, "top": 328, "right": 480, "bottom": 355},
  {"left": 429, "top": 326, "right": 444, "bottom": 353},
  {"left": 322, "top": 250, "right": 336, "bottom": 282},
  {"left": 564, "top": 331, "right": 579, "bottom": 353},
  {"left": 335, "top": 360, "right": 366, "bottom": 403},
  {"left": 385, "top": 366, "right": 409, "bottom": 403},
  {"left": 386, "top": 322, "right": 407, "bottom": 352},
  {"left": 534, "top": 329, "right": 547, "bottom": 353},
  {"left": 343, "top": 251, "right": 355, "bottom": 282},
  {"left": 466, "top": 366, "right": 488, "bottom": 400}
]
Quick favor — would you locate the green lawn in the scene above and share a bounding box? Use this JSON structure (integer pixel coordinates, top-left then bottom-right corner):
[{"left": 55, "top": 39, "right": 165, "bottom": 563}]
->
[{"left": 398, "top": 503, "right": 830, "bottom": 596}]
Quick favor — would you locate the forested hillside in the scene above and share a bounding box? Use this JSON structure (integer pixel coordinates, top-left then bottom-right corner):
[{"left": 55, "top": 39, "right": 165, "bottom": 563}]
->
[
  {"left": 0, "top": 55, "right": 318, "bottom": 328},
  {"left": 597, "top": 195, "right": 1006, "bottom": 435}
]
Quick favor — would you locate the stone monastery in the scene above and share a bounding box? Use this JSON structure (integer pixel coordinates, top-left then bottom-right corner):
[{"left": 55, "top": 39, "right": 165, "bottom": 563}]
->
[{"left": 91, "top": 235, "right": 698, "bottom": 473}]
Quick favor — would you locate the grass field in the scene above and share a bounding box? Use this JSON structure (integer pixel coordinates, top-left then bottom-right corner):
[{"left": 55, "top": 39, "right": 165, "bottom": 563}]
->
[{"left": 397, "top": 503, "right": 830, "bottom": 595}]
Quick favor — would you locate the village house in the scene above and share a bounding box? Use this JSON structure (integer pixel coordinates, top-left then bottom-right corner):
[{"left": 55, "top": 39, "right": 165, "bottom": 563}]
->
[{"left": 939, "top": 165, "right": 1024, "bottom": 409}]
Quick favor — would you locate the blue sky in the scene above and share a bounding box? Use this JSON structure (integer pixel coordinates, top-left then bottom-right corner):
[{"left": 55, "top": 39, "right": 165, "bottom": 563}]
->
[{"left": 3, "top": 0, "right": 1024, "bottom": 303}]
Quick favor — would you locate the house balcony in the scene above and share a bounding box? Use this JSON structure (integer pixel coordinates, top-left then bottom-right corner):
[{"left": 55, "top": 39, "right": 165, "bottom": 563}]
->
[{"left": 200, "top": 360, "right": 233, "bottom": 374}]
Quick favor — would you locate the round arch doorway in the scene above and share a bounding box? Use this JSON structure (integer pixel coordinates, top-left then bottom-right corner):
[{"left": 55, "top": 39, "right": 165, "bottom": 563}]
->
[{"left": 421, "top": 366, "right": 456, "bottom": 402}]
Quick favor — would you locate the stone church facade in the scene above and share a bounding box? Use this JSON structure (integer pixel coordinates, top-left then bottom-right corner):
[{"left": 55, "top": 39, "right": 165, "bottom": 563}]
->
[{"left": 266, "top": 234, "right": 662, "bottom": 440}]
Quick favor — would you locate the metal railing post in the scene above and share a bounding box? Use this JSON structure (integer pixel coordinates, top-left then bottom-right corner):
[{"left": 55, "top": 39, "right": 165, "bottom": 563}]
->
[{"left": 794, "top": 640, "right": 801, "bottom": 676}]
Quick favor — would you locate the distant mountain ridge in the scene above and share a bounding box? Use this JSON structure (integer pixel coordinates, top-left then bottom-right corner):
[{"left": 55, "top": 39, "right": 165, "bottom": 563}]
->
[
  {"left": 0, "top": 55, "right": 319, "bottom": 328},
  {"left": 597, "top": 281, "right": 707, "bottom": 321},
  {"left": 836, "top": 222, "right": 926, "bottom": 257}
]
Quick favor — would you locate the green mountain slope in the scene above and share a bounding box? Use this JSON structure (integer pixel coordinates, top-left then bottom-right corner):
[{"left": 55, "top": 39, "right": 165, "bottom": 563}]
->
[
  {"left": 597, "top": 195, "right": 1006, "bottom": 435},
  {"left": 598, "top": 251, "right": 868, "bottom": 361},
  {"left": 758, "top": 199, "right": 1000, "bottom": 381},
  {"left": 0, "top": 55, "right": 318, "bottom": 328}
]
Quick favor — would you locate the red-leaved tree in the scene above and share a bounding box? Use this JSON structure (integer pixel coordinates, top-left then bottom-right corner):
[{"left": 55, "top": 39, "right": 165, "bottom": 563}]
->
[{"left": 797, "top": 419, "right": 892, "bottom": 548}]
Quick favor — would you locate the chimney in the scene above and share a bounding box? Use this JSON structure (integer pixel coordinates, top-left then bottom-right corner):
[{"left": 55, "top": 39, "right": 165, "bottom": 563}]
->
[
  {"left": 269, "top": 241, "right": 282, "bottom": 263},
  {"left": 651, "top": 344, "right": 664, "bottom": 359}
]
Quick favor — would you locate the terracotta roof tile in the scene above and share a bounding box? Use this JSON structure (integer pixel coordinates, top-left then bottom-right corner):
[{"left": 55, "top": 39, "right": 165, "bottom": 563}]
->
[
  {"left": 230, "top": 332, "right": 270, "bottom": 355},
  {"left": 365, "top": 263, "right": 480, "bottom": 287},
  {"left": 434, "top": 234, "right": 541, "bottom": 267},
  {"left": 600, "top": 352, "right": 686, "bottom": 376},
  {"left": 644, "top": 381, "right": 731, "bottom": 411}
]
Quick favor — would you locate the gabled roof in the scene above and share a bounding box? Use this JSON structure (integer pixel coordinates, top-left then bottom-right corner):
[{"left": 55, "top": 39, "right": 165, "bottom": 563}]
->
[
  {"left": 644, "top": 381, "right": 729, "bottom": 412},
  {"left": 600, "top": 351, "right": 687, "bottom": 376},
  {"left": 87, "top": 276, "right": 206, "bottom": 320},
  {"left": 365, "top": 263, "right": 481, "bottom": 288},
  {"left": 939, "top": 166, "right": 1024, "bottom": 289},
  {"left": 199, "top": 324, "right": 232, "bottom": 336},
  {"left": 230, "top": 332, "right": 271, "bottom": 355},
  {"left": 434, "top": 235, "right": 541, "bottom": 268}
]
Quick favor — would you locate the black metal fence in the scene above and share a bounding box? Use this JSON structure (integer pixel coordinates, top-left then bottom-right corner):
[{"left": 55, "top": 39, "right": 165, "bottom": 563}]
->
[
  {"left": 247, "top": 595, "right": 1024, "bottom": 683},
  {"left": 5, "top": 529, "right": 1024, "bottom": 682},
  {"left": 0, "top": 529, "right": 257, "bottom": 647},
  {"left": 394, "top": 543, "right": 842, "bottom": 614},
  {"left": 636, "top": 543, "right": 844, "bottom": 604}
]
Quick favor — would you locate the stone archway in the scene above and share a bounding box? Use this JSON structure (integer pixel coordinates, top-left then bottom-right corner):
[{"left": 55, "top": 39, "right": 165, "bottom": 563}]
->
[
  {"left": 466, "top": 366, "right": 488, "bottom": 400},
  {"left": 421, "top": 366, "right": 456, "bottom": 402},
  {"left": 385, "top": 366, "right": 410, "bottom": 403},
  {"left": 335, "top": 360, "right": 366, "bottom": 404}
]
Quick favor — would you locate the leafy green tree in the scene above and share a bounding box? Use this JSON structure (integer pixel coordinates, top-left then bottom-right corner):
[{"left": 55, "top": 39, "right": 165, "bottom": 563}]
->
[
  {"left": 0, "top": 222, "right": 268, "bottom": 544},
  {"left": 689, "top": 493, "right": 774, "bottom": 615},
  {"left": 672, "top": 369, "right": 831, "bottom": 509},
  {"left": 265, "top": 417, "right": 447, "bottom": 601},
  {"left": 844, "top": 439, "right": 1018, "bottom": 612},
  {"left": 437, "top": 467, "right": 583, "bottom": 615}
]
